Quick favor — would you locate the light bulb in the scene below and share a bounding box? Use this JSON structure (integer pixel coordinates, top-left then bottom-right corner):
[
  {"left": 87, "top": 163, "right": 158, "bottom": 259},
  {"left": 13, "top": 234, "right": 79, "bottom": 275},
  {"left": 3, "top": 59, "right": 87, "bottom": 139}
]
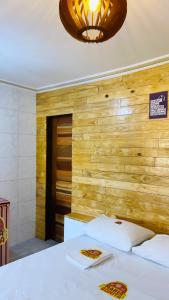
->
[{"left": 89, "top": 0, "right": 100, "bottom": 12}]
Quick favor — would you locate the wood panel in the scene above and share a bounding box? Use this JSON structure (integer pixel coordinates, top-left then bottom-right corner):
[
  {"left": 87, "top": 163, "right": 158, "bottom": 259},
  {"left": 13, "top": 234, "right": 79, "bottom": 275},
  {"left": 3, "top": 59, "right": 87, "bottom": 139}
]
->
[{"left": 36, "top": 63, "right": 169, "bottom": 239}]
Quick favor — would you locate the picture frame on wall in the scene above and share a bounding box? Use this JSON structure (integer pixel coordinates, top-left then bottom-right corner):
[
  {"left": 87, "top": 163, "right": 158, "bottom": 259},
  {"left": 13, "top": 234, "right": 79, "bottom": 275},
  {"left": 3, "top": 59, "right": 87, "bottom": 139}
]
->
[{"left": 149, "top": 91, "right": 168, "bottom": 119}]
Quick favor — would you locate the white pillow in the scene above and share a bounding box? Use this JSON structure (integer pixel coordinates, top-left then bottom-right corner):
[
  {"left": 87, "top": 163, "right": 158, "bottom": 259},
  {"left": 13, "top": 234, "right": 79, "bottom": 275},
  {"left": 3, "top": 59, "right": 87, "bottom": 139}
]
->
[
  {"left": 132, "top": 234, "right": 169, "bottom": 267},
  {"left": 85, "top": 215, "right": 154, "bottom": 252}
]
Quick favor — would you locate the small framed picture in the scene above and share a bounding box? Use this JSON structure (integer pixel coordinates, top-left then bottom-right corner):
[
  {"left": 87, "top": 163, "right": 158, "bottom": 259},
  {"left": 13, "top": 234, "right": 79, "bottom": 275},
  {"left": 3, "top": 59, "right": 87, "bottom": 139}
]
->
[{"left": 149, "top": 91, "right": 168, "bottom": 119}]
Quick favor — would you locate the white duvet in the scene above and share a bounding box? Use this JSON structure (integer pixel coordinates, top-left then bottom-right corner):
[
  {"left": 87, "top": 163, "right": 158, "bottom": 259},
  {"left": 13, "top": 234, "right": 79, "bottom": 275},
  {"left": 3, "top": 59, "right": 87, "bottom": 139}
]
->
[{"left": 0, "top": 235, "right": 169, "bottom": 299}]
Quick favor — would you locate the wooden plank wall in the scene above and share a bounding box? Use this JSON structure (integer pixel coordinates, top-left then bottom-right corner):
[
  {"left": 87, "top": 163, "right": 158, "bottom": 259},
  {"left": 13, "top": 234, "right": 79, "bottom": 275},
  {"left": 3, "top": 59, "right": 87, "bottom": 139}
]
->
[{"left": 36, "top": 63, "right": 169, "bottom": 239}]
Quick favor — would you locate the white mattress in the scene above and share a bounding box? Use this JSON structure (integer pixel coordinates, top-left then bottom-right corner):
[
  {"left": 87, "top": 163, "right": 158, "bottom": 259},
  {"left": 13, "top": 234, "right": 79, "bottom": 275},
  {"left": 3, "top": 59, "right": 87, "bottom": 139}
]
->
[{"left": 0, "top": 235, "right": 169, "bottom": 299}]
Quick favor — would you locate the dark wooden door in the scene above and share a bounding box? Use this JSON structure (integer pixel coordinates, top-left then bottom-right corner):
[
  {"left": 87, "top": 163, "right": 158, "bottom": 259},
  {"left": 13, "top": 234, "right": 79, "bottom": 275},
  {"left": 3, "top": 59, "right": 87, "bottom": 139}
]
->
[{"left": 46, "top": 114, "right": 72, "bottom": 242}]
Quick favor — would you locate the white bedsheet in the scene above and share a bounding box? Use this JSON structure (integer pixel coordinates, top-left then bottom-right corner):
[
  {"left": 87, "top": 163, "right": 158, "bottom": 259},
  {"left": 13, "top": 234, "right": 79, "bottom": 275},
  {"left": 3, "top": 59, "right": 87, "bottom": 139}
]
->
[{"left": 0, "top": 235, "right": 169, "bottom": 299}]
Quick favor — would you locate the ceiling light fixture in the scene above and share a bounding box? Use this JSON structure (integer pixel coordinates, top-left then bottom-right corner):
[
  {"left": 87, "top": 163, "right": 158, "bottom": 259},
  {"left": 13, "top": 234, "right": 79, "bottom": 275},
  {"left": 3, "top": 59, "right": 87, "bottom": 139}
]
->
[{"left": 59, "top": 0, "right": 127, "bottom": 43}]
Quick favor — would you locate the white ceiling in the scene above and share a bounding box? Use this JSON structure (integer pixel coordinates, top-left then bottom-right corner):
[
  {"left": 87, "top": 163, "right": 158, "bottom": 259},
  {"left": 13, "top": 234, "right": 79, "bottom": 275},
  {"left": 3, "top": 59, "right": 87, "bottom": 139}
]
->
[{"left": 0, "top": 0, "right": 169, "bottom": 91}]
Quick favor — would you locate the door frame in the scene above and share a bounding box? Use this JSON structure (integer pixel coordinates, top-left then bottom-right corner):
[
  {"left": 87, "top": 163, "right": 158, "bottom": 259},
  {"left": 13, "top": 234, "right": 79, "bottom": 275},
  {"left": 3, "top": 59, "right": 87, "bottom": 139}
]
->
[{"left": 45, "top": 114, "right": 72, "bottom": 240}]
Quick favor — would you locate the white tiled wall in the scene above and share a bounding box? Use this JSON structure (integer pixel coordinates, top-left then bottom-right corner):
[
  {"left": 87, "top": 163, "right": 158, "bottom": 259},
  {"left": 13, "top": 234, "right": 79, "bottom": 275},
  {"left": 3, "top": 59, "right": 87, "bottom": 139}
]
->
[{"left": 0, "top": 83, "right": 36, "bottom": 246}]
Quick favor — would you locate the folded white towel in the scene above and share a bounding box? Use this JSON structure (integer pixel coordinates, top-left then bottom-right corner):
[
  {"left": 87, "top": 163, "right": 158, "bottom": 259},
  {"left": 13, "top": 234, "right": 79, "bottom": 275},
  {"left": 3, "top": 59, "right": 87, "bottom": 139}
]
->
[{"left": 67, "top": 247, "right": 113, "bottom": 269}]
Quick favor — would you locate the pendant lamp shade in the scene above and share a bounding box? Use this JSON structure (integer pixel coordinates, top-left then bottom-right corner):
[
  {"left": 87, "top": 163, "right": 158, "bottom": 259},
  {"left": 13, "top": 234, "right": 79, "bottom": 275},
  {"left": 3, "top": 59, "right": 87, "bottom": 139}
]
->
[{"left": 59, "top": 0, "right": 127, "bottom": 43}]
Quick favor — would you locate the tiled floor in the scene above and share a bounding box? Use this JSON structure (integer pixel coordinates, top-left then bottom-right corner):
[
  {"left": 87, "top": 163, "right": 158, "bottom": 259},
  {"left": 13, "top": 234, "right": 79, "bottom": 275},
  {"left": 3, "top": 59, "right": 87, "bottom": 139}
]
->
[{"left": 10, "top": 238, "right": 58, "bottom": 262}]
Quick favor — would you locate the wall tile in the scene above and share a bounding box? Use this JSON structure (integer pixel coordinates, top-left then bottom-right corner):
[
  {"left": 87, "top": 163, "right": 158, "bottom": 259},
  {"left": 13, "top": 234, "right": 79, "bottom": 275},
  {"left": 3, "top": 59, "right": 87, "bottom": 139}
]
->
[
  {"left": 0, "top": 158, "right": 18, "bottom": 181},
  {"left": 0, "top": 109, "right": 18, "bottom": 134},
  {"left": 19, "top": 157, "right": 36, "bottom": 179},
  {"left": 9, "top": 223, "right": 17, "bottom": 247},
  {"left": 18, "top": 90, "right": 36, "bottom": 113},
  {"left": 0, "top": 84, "right": 36, "bottom": 247},
  {"left": 16, "top": 222, "right": 35, "bottom": 244},
  {"left": 18, "top": 178, "right": 36, "bottom": 203},
  {"left": 10, "top": 202, "right": 18, "bottom": 231},
  {"left": 18, "top": 134, "right": 36, "bottom": 157},
  {"left": 19, "top": 112, "right": 36, "bottom": 135},
  {"left": 18, "top": 201, "right": 36, "bottom": 225},
  {"left": 0, "top": 133, "right": 18, "bottom": 157},
  {"left": 0, "top": 180, "right": 18, "bottom": 203},
  {"left": 0, "top": 83, "right": 19, "bottom": 110}
]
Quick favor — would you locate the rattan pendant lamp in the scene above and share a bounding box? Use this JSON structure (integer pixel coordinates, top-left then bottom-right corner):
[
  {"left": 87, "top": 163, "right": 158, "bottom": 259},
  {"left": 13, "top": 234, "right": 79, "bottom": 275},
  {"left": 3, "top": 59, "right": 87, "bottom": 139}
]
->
[{"left": 59, "top": 0, "right": 127, "bottom": 43}]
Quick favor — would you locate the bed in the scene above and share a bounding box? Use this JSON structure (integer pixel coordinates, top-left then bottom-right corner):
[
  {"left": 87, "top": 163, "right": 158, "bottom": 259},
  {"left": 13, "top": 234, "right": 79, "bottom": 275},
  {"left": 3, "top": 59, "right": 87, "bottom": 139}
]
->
[{"left": 0, "top": 235, "right": 169, "bottom": 299}]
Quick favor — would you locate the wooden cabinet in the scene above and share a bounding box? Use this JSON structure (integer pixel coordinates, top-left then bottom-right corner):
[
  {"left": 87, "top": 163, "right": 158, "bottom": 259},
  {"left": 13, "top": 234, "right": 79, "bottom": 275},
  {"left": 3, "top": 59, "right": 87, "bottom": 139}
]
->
[{"left": 0, "top": 198, "right": 10, "bottom": 266}]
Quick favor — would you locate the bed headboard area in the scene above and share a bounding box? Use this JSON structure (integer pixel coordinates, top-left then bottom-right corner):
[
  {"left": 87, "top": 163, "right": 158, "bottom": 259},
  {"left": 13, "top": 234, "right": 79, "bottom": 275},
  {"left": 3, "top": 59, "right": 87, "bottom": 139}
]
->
[{"left": 36, "top": 63, "right": 169, "bottom": 239}]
